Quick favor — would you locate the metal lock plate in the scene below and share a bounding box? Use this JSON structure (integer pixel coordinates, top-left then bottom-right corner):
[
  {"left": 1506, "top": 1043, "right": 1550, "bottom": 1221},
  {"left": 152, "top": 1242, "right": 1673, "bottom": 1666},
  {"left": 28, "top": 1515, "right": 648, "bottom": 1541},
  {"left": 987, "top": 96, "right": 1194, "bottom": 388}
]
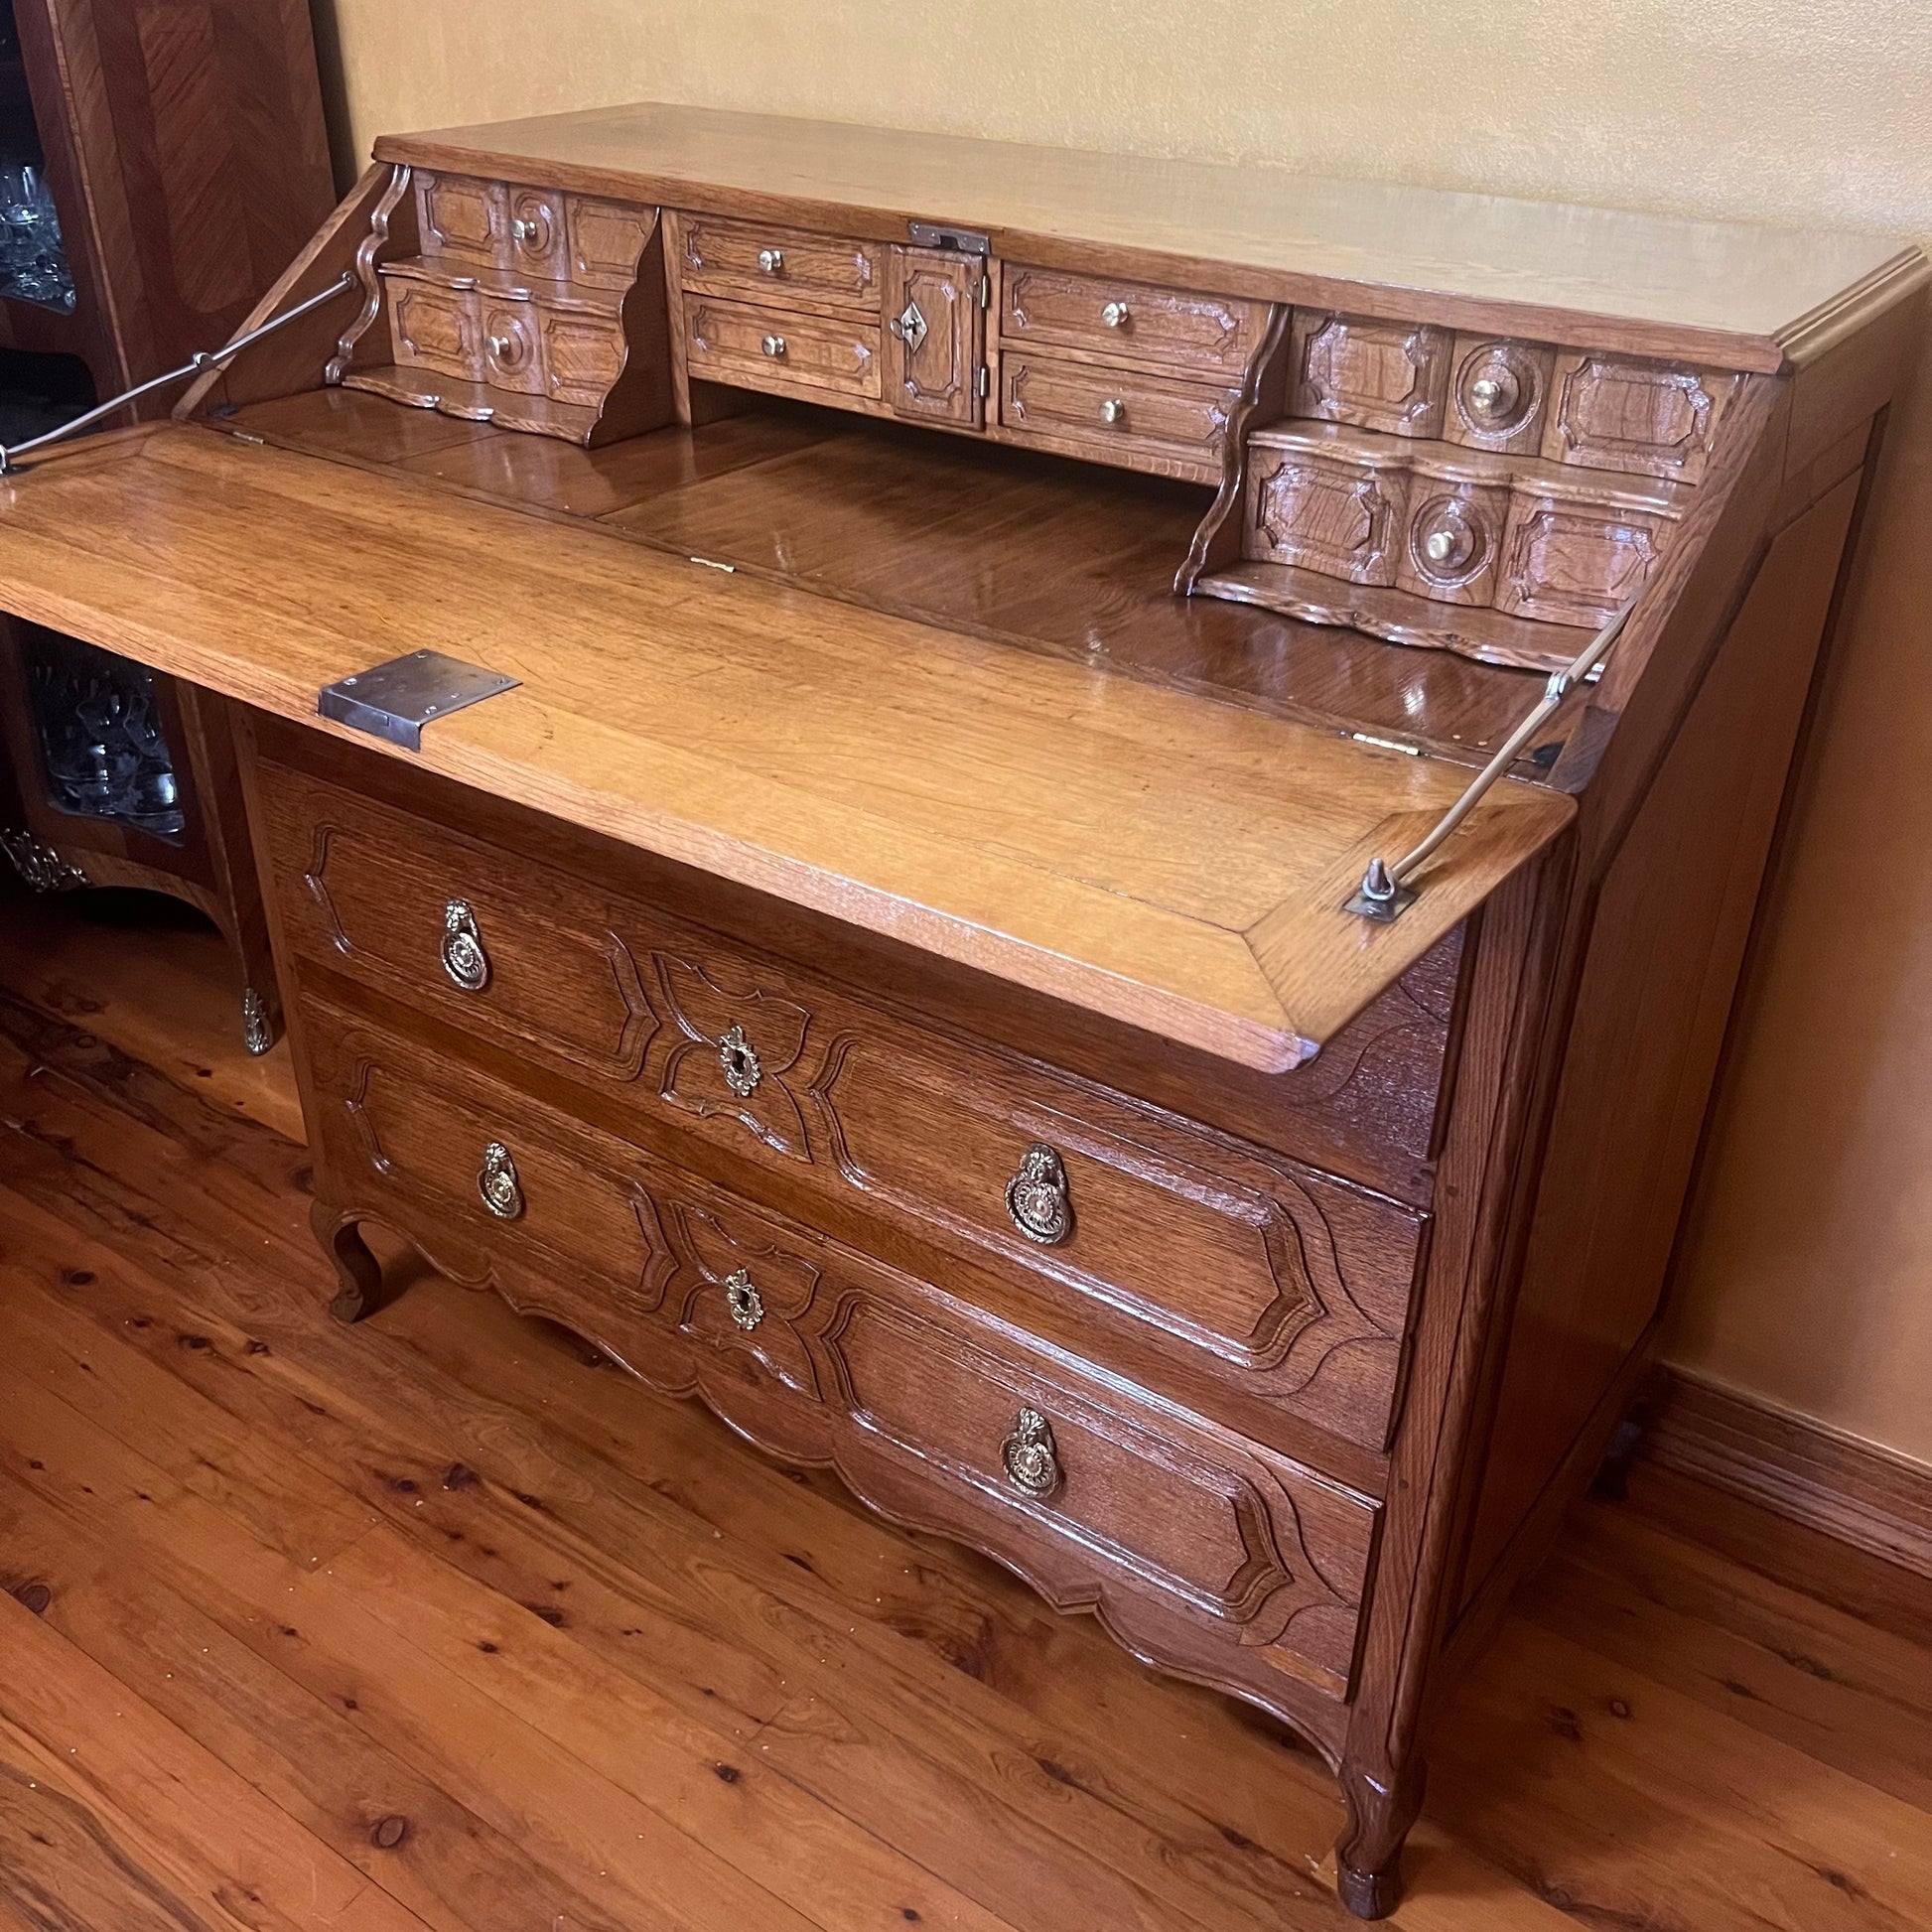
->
[{"left": 318, "top": 649, "right": 520, "bottom": 752}]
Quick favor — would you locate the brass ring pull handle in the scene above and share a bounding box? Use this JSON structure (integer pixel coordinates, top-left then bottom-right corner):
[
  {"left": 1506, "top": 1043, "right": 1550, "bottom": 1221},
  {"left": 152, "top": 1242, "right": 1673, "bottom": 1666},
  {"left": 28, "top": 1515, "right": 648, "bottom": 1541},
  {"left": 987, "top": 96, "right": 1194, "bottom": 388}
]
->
[
  {"left": 718, "top": 1023, "right": 763, "bottom": 1097},
  {"left": 723, "top": 1267, "right": 765, "bottom": 1331},
  {"left": 1002, "top": 1407, "right": 1063, "bottom": 1498},
  {"left": 1006, "top": 1143, "right": 1073, "bottom": 1245},
  {"left": 478, "top": 1141, "right": 523, "bottom": 1220},
  {"left": 441, "top": 899, "right": 490, "bottom": 992}
]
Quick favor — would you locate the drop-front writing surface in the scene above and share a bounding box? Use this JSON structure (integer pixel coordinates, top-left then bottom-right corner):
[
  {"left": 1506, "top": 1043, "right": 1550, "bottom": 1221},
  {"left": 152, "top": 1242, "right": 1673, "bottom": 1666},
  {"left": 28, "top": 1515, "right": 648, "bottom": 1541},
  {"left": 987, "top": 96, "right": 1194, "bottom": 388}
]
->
[{"left": 0, "top": 101, "right": 1916, "bottom": 1921}]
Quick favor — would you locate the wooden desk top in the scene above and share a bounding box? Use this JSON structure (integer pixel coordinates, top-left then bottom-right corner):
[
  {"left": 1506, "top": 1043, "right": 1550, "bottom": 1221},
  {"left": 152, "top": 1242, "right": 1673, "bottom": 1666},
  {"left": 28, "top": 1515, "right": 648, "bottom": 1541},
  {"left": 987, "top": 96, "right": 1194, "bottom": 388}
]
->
[
  {"left": 377, "top": 101, "right": 1925, "bottom": 374},
  {"left": 0, "top": 425, "right": 1571, "bottom": 1071}
]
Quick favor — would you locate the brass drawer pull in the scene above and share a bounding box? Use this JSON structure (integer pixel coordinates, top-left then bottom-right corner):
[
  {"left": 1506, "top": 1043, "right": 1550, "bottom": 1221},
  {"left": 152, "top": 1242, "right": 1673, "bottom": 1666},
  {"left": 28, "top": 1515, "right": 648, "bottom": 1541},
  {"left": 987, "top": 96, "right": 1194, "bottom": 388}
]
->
[
  {"left": 758, "top": 247, "right": 784, "bottom": 275},
  {"left": 761, "top": 334, "right": 787, "bottom": 358},
  {"left": 1006, "top": 1142, "right": 1073, "bottom": 1245},
  {"left": 1100, "top": 300, "right": 1130, "bottom": 329},
  {"left": 478, "top": 1141, "right": 523, "bottom": 1220},
  {"left": 719, "top": 1022, "right": 762, "bottom": 1097},
  {"left": 441, "top": 899, "right": 490, "bottom": 992},
  {"left": 1098, "top": 397, "right": 1126, "bottom": 426},
  {"left": 1002, "top": 1407, "right": 1063, "bottom": 1498},
  {"left": 512, "top": 216, "right": 541, "bottom": 244},
  {"left": 724, "top": 1267, "right": 765, "bottom": 1330}
]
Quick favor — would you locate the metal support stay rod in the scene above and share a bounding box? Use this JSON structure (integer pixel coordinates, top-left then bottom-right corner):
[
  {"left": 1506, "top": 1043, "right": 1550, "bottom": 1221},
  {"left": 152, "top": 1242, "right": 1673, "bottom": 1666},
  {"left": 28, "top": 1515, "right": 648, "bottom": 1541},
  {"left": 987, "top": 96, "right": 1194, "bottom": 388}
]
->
[
  {"left": 0, "top": 270, "right": 356, "bottom": 474},
  {"left": 1347, "top": 597, "right": 1638, "bottom": 921}
]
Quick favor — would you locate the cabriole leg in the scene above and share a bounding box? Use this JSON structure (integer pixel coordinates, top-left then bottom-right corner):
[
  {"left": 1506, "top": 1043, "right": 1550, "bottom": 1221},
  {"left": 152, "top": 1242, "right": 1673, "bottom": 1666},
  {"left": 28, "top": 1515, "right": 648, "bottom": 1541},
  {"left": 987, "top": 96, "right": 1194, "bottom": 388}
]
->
[
  {"left": 1335, "top": 1756, "right": 1426, "bottom": 1919},
  {"left": 312, "top": 1200, "right": 389, "bottom": 1323}
]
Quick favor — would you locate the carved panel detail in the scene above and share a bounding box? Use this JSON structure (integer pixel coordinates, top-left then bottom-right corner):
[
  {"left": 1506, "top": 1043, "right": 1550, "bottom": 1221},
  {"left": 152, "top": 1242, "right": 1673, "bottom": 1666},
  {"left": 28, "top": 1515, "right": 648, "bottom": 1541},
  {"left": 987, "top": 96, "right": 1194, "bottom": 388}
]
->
[
  {"left": 651, "top": 950, "right": 816, "bottom": 1161},
  {"left": 1545, "top": 352, "right": 1736, "bottom": 482},
  {"left": 1290, "top": 310, "right": 1453, "bottom": 436}
]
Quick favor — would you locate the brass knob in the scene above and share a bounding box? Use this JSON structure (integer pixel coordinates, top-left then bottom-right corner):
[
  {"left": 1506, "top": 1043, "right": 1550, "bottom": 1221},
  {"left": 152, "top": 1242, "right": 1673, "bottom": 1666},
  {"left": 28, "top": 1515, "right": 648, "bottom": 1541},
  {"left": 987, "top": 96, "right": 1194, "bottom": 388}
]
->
[
  {"left": 1001, "top": 1407, "right": 1063, "bottom": 1498},
  {"left": 1423, "top": 528, "right": 1457, "bottom": 564},
  {"left": 758, "top": 247, "right": 784, "bottom": 275},
  {"left": 478, "top": 1141, "right": 523, "bottom": 1220},
  {"left": 512, "top": 216, "right": 540, "bottom": 244},
  {"left": 487, "top": 332, "right": 516, "bottom": 360},
  {"left": 1101, "top": 300, "right": 1130, "bottom": 329},
  {"left": 1006, "top": 1143, "right": 1073, "bottom": 1245},
  {"left": 724, "top": 1267, "right": 764, "bottom": 1331},
  {"left": 1468, "top": 375, "right": 1504, "bottom": 412},
  {"left": 1098, "top": 398, "right": 1126, "bottom": 426},
  {"left": 719, "top": 1023, "right": 762, "bottom": 1097},
  {"left": 440, "top": 898, "right": 489, "bottom": 992},
  {"left": 761, "top": 334, "right": 786, "bottom": 358}
]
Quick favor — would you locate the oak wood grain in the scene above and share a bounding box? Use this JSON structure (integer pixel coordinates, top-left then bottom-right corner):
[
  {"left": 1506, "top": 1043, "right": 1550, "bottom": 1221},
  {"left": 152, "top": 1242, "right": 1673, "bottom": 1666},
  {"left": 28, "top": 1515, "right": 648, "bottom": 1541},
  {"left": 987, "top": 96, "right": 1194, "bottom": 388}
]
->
[{"left": 0, "top": 424, "right": 1573, "bottom": 1070}]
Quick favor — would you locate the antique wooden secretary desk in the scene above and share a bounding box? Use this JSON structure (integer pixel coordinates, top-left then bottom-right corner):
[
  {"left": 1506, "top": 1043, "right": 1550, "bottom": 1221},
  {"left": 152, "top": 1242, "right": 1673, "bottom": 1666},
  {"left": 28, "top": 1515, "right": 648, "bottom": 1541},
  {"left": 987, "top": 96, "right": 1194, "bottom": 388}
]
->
[{"left": 0, "top": 102, "right": 1919, "bottom": 1917}]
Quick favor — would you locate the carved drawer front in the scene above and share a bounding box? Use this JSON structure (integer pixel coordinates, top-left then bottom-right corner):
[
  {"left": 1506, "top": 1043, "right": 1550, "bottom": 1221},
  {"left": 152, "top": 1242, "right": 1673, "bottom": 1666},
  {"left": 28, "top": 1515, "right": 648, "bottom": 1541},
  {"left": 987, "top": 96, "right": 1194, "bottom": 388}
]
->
[
  {"left": 307, "top": 1009, "right": 672, "bottom": 1297},
  {"left": 820, "top": 1271, "right": 1378, "bottom": 1698},
  {"left": 504, "top": 185, "right": 567, "bottom": 278},
  {"left": 479, "top": 298, "right": 544, "bottom": 394},
  {"left": 886, "top": 243, "right": 985, "bottom": 428},
  {"left": 679, "top": 213, "right": 881, "bottom": 313},
  {"left": 1493, "top": 483, "right": 1680, "bottom": 627},
  {"left": 1247, "top": 441, "right": 1409, "bottom": 587},
  {"left": 1289, "top": 310, "right": 1454, "bottom": 438},
  {"left": 255, "top": 762, "right": 659, "bottom": 1084},
  {"left": 1001, "top": 353, "right": 1235, "bottom": 481},
  {"left": 1443, "top": 335, "right": 1557, "bottom": 456},
  {"left": 568, "top": 197, "right": 657, "bottom": 289},
  {"left": 1543, "top": 352, "right": 1737, "bottom": 483},
  {"left": 811, "top": 1026, "right": 1422, "bottom": 1449},
  {"left": 415, "top": 172, "right": 509, "bottom": 266},
  {"left": 387, "top": 279, "right": 482, "bottom": 382},
  {"left": 686, "top": 296, "right": 882, "bottom": 403},
  {"left": 1001, "top": 265, "right": 1261, "bottom": 376},
  {"left": 540, "top": 311, "right": 628, "bottom": 407}
]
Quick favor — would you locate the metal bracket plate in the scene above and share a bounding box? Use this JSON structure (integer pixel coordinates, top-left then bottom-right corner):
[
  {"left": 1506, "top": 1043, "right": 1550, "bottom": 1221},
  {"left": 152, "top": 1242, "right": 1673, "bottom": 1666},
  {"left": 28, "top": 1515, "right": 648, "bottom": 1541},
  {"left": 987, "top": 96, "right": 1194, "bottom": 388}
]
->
[
  {"left": 1341, "top": 881, "right": 1419, "bottom": 923},
  {"left": 907, "top": 220, "right": 990, "bottom": 256},
  {"left": 318, "top": 649, "right": 519, "bottom": 751}
]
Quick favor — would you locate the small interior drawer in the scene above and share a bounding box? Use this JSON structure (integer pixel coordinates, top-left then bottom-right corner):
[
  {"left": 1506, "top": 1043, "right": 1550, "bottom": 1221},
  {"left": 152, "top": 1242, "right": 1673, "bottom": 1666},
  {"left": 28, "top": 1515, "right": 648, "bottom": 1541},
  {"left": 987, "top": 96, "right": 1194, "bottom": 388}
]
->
[
  {"left": 1001, "top": 263, "right": 1262, "bottom": 376},
  {"left": 678, "top": 212, "right": 882, "bottom": 313},
  {"left": 685, "top": 295, "right": 883, "bottom": 402}
]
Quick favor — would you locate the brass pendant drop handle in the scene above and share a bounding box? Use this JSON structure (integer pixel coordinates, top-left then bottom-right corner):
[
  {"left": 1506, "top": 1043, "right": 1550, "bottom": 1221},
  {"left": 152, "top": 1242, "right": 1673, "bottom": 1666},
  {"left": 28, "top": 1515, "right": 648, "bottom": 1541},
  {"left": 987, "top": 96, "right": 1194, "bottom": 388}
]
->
[
  {"left": 1005, "top": 1142, "right": 1073, "bottom": 1246},
  {"left": 442, "top": 898, "right": 490, "bottom": 992},
  {"left": 1002, "top": 1407, "right": 1063, "bottom": 1498},
  {"left": 478, "top": 1141, "right": 523, "bottom": 1220}
]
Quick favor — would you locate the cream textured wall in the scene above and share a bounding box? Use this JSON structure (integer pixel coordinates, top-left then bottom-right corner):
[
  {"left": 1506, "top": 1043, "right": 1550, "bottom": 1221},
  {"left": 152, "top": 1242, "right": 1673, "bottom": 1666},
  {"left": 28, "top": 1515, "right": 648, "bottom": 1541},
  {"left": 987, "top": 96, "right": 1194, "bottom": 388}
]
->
[{"left": 313, "top": 0, "right": 1932, "bottom": 1466}]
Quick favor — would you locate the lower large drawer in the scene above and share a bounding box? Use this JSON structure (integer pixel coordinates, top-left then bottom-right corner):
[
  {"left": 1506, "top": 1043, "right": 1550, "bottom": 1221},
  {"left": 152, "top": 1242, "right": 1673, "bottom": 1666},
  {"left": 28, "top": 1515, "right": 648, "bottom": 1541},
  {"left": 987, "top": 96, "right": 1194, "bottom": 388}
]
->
[{"left": 305, "top": 1000, "right": 1380, "bottom": 1702}]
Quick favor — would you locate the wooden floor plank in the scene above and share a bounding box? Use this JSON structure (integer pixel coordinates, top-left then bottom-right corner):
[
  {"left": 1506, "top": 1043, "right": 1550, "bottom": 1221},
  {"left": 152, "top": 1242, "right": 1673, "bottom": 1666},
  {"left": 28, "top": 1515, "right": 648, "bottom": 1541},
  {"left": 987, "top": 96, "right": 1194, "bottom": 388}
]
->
[
  {"left": 0, "top": 1589, "right": 436, "bottom": 1932},
  {"left": 0, "top": 1473, "right": 642, "bottom": 1932},
  {"left": 1518, "top": 1498, "right": 1932, "bottom": 1812},
  {"left": 1430, "top": 1616, "right": 1932, "bottom": 1932}
]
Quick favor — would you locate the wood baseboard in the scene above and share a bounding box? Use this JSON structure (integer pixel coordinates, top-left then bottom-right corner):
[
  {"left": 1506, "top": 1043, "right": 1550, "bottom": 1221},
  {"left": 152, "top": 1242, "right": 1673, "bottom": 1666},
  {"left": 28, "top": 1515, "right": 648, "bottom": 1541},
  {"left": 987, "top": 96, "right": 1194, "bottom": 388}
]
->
[{"left": 1643, "top": 1367, "right": 1932, "bottom": 1582}]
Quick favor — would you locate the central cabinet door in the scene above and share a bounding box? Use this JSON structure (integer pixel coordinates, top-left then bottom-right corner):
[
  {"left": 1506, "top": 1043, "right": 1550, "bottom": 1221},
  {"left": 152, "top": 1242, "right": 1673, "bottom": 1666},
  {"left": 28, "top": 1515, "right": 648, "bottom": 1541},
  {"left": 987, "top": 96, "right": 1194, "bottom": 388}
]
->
[{"left": 886, "top": 244, "right": 985, "bottom": 427}]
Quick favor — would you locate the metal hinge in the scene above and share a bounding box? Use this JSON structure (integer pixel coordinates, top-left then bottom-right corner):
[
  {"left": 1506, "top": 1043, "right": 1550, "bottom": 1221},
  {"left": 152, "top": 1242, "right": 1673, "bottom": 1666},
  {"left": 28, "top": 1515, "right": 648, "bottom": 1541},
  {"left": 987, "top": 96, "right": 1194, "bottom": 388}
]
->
[
  {"left": 977, "top": 366, "right": 991, "bottom": 400},
  {"left": 979, "top": 272, "right": 991, "bottom": 309},
  {"left": 908, "top": 219, "right": 990, "bottom": 257}
]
